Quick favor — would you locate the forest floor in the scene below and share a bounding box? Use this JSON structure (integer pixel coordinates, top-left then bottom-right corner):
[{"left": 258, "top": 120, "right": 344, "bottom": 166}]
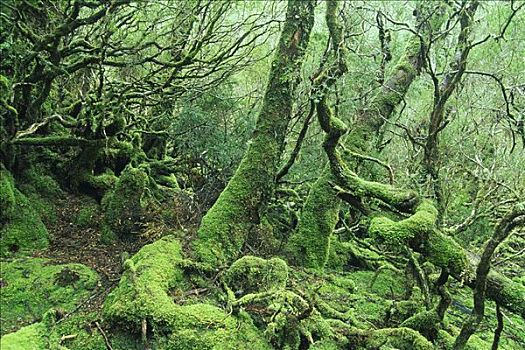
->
[
  {"left": 2, "top": 191, "right": 524, "bottom": 349},
  {"left": 31, "top": 194, "right": 146, "bottom": 313}
]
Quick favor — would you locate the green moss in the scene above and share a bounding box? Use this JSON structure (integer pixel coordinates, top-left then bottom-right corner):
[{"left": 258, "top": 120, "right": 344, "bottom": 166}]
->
[
  {"left": 485, "top": 270, "right": 525, "bottom": 319},
  {"left": 390, "top": 301, "right": 424, "bottom": 324},
  {"left": 104, "top": 235, "right": 186, "bottom": 327},
  {"left": 0, "top": 322, "right": 48, "bottom": 350},
  {"left": 350, "top": 270, "right": 404, "bottom": 298},
  {"left": 1, "top": 311, "right": 142, "bottom": 350},
  {"left": 193, "top": 1, "right": 315, "bottom": 267},
  {"left": 157, "top": 174, "right": 180, "bottom": 190},
  {"left": 435, "top": 329, "right": 493, "bottom": 350},
  {"left": 286, "top": 173, "right": 339, "bottom": 269},
  {"left": 370, "top": 200, "right": 437, "bottom": 246},
  {"left": 193, "top": 135, "right": 279, "bottom": 266},
  {"left": 158, "top": 306, "right": 271, "bottom": 350},
  {"left": 74, "top": 200, "right": 99, "bottom": 228},
  {"left": 424, "top": 230, "right": 470, "bottom": 274},
  {"left": 0, "top": 188, "right": 49, "bottom": 256},
  {"left": 366, "top": 327, "right": 434, "bottom": 350},
  {"left": 400, "top": 310, "right": 441, "bottom": 340},
  {"left": 326, "top": 236, "right": 391, "bottom": 271},
  {"left": 20, "top": 167, "right": 63, "bottom": 199},
  {"left": 225, "top": 256, "right": 288, "bottom": 296},
  {"left": 310, "top": 340, "right": 340, "bottom": 350},
  {"left": 104, "top": 236, "right": 270, "bottom": 349},
  {"left": 84, "top": 172, "right": 118, "bottom": 193},
  {"left": 0, "top": 167, "right": 16, "bottom": 221},
  {"left": 102, "top": 166, "right": 149, "bottom": 237},
  {"left": 100, "top": 223, "right": 118, "bottom": 244},
  {"left": 0, "top": 258, "right": 98, "bottom": 334},
  {"left": 51, "top": 312, "right": 142, "bottom": 350}
]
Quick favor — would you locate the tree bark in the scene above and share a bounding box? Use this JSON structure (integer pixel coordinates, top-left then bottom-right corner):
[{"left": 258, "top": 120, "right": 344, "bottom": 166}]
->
[
  {"left": 287, "top": 3, "right": 446, "bottom": 268},
  {"left": 192, "top": 0, "right": 316, "bottom": 266}
]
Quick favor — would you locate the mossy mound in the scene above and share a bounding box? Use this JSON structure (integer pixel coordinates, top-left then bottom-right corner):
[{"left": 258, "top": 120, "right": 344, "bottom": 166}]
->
[
  {"left": 0, "top": 322, "right": 49, "bottom": 350},
  {"left": 103, "top": 235, "right": 187, "bottom": 326},
  {"left": 74, "top": 197, "right": 100, "bottom": 228},
  {"left": 18, "top": 166, "right": 64, "bottom": 225},
  {"left": 0, "top": 185, "right": 49, "bottom": 256},
  {"left": 225, "top": 256, "right": 288, "bottom": 296},
  {"left": 1, "top": 311, "right": 143, "bottom": 350},
  {"left": 0, "top": 258, "right": 98, "bottom": 334},
  {"left": 101, "top": 166, "right": 149, "bottom": 237},
  {"left": 104, "top": 235, "right": 271, "bottom": 349},
  {"left": 154, "top": 304, "right": 271, "bottom": 350},
  {"left": 0, "top": 167, "right": 16, "bottom": 221}
]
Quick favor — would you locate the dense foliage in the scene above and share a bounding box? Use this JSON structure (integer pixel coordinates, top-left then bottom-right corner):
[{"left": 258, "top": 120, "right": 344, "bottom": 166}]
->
[{"left": 1, "top": 1, "right": 524, "bottom": 349}]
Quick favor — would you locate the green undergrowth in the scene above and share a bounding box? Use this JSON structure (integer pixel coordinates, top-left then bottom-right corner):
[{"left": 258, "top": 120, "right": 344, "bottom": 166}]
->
[
  {"left": 0, "top": 310, "right": 142, "bottom": 350},
  {"left": 444, "top": 280, "right": 525, "bottom": 350},
  {"left": 104, "top": 235, "right": 272, "bottom": 349},
  {"left": 18, "top": 166, "right": 63, "bottom": 225},
  {"left": 74, "top": 197, "right": 100, "bottom": 229},
  {"left": 293, "top": 267, "right": 523, "bottom": 349},
  {"left": 0, "top": 258, "right": 98, "bottom": 334},
  {"left": 225, "top": 256, "right": 288, "bottom": 296},
  {"left": 0, "top": 322, "right": 49, "bottom": 350}
]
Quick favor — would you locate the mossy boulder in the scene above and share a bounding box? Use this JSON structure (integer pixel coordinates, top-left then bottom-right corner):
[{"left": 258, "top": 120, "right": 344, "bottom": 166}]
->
[
  {"left": 101, "top": 166, "right": 149, "bottom": 237},
  {"left": 154, "top": 304, "right": 271, "bottom": 350},
  {"left": 1, "top": 311, "right": 143, "bottom": 350},
  {"left": 224, "top": 256, "right": 288, "bottom": 296},
  {"left": 74, "top": 198, "right": 100, "bottom": 228},
  {"left": 0, "top": 258, "right": 98, "bottom": 334},
  {"left": 19, "top": 166, "right": 63, "bottom": 200},
  {"left": 364, "top": 327, "right": 435, "bottom": 350},
  {"left": 0, "top": 187, "right": 49, "bottom": 256}
]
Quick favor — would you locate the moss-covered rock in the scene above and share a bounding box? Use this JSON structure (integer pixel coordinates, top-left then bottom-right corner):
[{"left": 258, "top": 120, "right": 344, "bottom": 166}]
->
[
  {"left": 74, "top": 198, "right": 100, "bottom": 228},
  {"left": 155, "top": 305, "right": 271, "bottom": 350},
  {"left": 0, "top": 258, "right": 98, "bottom": 334},
  {"left": 19, "top": 166, "right": 63, "bottom": 200},
  {"left": 0, "top": 310, "right": 142, "bottom": 350},
  {"left": 101, "top": 166, "right": 149, "bottom": 237},
  {"left": 0, "top": 187, "right": 49, "bottom": 256},
  {"left": 225, "top": 256, "right": 288, "bottom": 296},
  {"left": 103, "top": 235, "right": 186, "bottom": 327},
  {"left": 364, "top": 327, "right": 434, "bottom": 350}
]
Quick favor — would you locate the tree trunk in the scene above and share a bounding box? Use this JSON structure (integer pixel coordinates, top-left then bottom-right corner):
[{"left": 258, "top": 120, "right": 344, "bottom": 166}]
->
[
  {"left": 287, "top": 3, "right": 446, "bottom": 268},
  {"left": 192, "top": 0, "right": 316, "bottom": 266}
]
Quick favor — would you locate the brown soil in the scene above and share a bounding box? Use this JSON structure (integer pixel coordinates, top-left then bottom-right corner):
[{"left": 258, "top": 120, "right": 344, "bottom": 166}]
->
[{"left": 33, "top": 193, "right": 148, "bottom": 313}]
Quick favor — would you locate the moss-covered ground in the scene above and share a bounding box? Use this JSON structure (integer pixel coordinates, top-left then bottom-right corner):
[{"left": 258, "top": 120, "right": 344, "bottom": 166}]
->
[
  {"left": 1, "top": 174, "right": 523, "bottom": 349},
  {"left": 0, "top": 258, "right": 98, "bottom": 334}
]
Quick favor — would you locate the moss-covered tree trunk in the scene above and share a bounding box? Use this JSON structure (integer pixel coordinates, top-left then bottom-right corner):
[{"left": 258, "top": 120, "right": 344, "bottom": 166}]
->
[
  {"left": 287, "top": 4, "right": 446, "bottom": 268},
  {"left": 192, "top": 0, "right": 316, "bottom": 266}
]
